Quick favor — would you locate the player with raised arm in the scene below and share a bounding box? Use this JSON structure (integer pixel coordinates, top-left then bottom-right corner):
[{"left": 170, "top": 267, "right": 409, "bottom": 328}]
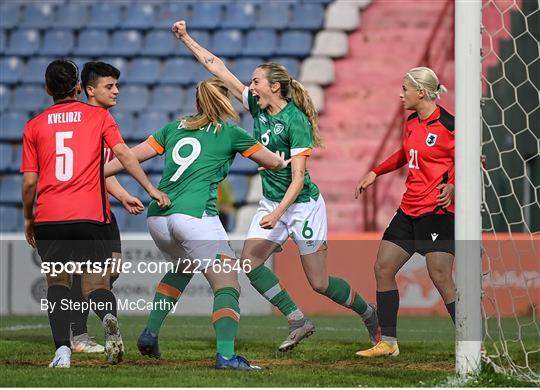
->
[
  {"left": 355, "top": 67, "right": 455, "bottom": 358},
  {"left": 68, "top": 61, "right": 145, "bottom": 354},
  {"left": 104, "top": 77, "right": 286, "bottom": 370},
  {"left": 21, "top": 59, "right": 170, "bottom": 368},
  {"left": 172, "top": 20, "right": 380, "bottom": 352}
]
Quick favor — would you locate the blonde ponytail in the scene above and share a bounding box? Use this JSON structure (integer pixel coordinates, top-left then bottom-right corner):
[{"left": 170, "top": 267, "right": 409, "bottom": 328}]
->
[{"left": 405, "top": 67, "right": 447, "bottom": 101}]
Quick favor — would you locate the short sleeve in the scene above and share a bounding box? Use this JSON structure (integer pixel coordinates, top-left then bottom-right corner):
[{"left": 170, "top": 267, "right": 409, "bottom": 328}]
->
[
  {"left": 229, "top": 124, "right": 262, "bottom": 157},
  {"left": 20, "top": 121, "right": 38, "bottom": 173},
  {"left": 103, "top": 111, "right": 124, "bottom": 150},
  {"left": 289, "top": 114, "right": 313, "bottom": 157},
  {"left": 245, "top": 89, "right": 261, "bottom": 119},
  {"left": 147, "top": 122, "right": 170, "bottom": 155}
]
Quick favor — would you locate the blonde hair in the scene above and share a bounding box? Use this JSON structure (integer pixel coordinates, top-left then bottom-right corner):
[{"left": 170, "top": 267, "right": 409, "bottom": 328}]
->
[
  {"left": 258, "top": 63, "right": 322, "bottom": 147},
  {"left": 405, "top": 67, "right": 447, "bottom": 100},
  {"left": 183, "top": 78, "right": 239, "bottom": 130}
]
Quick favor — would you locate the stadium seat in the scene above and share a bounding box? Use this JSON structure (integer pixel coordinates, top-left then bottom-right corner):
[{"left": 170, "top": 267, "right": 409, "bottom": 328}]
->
[
  {"left": 124, "top": 211, "right": 148, "bottom": 232},
  {"left": 113, "top": 85, "right": 149, "bottom": 113},
  {"left": 122, "top": 3, "right": 156, "bottom": 30},
  {"left": 222, "top": 2, "right": 256, "bottom": 30},
  {"left": 136, "top": 111, "right": 169, "bottom": 137},
  {"left": 0, "top": 144, "right": 13, "bottom": 171},
  {"left": 54, "top": 3, "right": 89, "bottom": 29},
  {"left": 0, "top": 4, "right": 21, "bottom": 30},
  {"left": 141, "top": 30, "right": 176, "bottom": 57},
  {"left": 177, "top": 30, "right": 210, "bottom": 57},
  {"left": 270, "top": 57, "right": 300, "bottom": 79},
  {"left": 154, "top": 2, "right": 190, "bottom": 29},
  {"left": 0, "top": 57, "right": 23, "bottom": 85},
  {"left": 0, "top": 175, "right": 22, "bottom": 203},
  {"left": 233, "top": 204, "right": 258, "bottom": 234},
  {"left": 110, "top": 110, "right": 135, "bottom": 135},
  {"left": 150, "top": 85, "right": 186, "bottom": 113},
  {"left": 325, "top": 2, "right": 359, "bottom": 31},
  {"left": 111, "top": 206, "right": 128, "bottom": 230},
  {"left": 290, "top": 3, "right": 324, "bottom": 31},
  {"left": 12, "top": 86, "right": 47, "bottom": 113},
  {"left": 20, "top": 57, "right": 53, "bottom": 84},
  {"left": 11, "top": 144, "right": 22, "bottom": 171},
  {"left": 227, "top": 174, "right": 249, "bottom": 204},
  {"left": 87, "top": 3, "right": 121, "bottom": 29},
  {"left": 109, "top": 30, "right": 142, "bottom": 57},
  {"left": 117, "top": 175, "right": 142, "bottom": 197},
  {"left": 73, "top": 30, "right": 110, "bottom": 57},
  {"left": 0, "top": 111, "right": 29, "bottom": 141},
  {"left": 99, "top": 57, "right": 128, "bottom": 75},
  {"left": 230, "top": 154, "right": 258, "bottom": 175},
  {"left": 21, "top": 3, "right": 55, "bottom": 29},
  {"left": 230, "top": 57, "right": 262, "bottom": 84},
  {"left": 160, "top": 59, "right": 198, "bottom": 86},
  {"left": 276, "top": 31, "right": 312, "bottom": 57},
  {"left": 0, "top": 206, "right": 20, "bottom": 232},
  {"left": 144, "top": 154, "right": 165, "bottom": 173},
  {"left": 241, "top": 113, "right": 254, "bottom": 134},
  {"left": 125, "top": 58, "right": 160, "bottom": 85},
  {"left": 300, "top": 57, "right": 335, "bottom": 85},
  {"left": 243, "top": 29, "right": 277, "bottom": 57},
  {"left": 256, "top": 3, "right": 291, "bottom": 30},
  {"left": 190, "top": 2, "right": 223, "bottom": 30},
  {"left": 0, "top": 31, "right": 5, "bottom": 53},
  {"left": 312, "top": 31, "right": 348, "bottom": 58},
  {"left": 0, "top": 85, "right": 10, "bottom": 112},
  {"left": 211, "top": 30, "right": 243, "bottom": 57},
  {"left": 5, "top": 29, "right": 40, "bottom": 56},
  {"left": 40, "top": 29, "right": 75, "bottom": 56}
]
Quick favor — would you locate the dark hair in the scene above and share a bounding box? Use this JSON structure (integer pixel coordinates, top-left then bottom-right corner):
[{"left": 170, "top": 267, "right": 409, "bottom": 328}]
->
[
  {"left": 45, "top": 59, "right": 79, "bottom": 101},
  {"left": 81, "top": 61, "right": 121, "bottom": 98}
]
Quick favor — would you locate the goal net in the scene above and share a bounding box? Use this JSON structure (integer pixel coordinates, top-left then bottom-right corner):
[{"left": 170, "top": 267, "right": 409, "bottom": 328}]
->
[{"left": 479, "top": 0, "right": 539, "bottom": 384}]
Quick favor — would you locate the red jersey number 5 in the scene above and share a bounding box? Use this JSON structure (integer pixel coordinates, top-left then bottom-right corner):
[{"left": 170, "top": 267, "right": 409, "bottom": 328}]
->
[{"left": 56, "top": 131, "right": 74, "bottom": 181}]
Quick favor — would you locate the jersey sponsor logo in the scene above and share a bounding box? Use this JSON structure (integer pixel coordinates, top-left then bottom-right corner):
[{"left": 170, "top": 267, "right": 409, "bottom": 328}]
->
[
  {"left": 426, "top": 132, "right": 438, "bottom": 147},
  {"left": 431, "top": 233, "right": 439, "bottom": 241},
  {"left": 259, "top": 115, "right": 267, "bottom": 124},
  {"left": 273, "top": 123, "right": 285, "bottom": 135}
]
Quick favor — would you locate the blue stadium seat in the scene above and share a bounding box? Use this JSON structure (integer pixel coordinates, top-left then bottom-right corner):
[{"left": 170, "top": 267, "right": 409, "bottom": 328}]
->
[
  {"left": 256, "top": 3, "right": 291, "bottom": 30},
  {"left": 290, "top": 3, "right": 324, "bottom": 31},
  {"left": 154, "top": 2, "right": 189, "bottom": 29},
  {"left": 0, "top": 144, "right": 13, "bottom": 171},
  {"left": 21, "top": 3, "right": 55, "bottom": 29},
  {"left": 125, "top": 58, "right": 160, "bottom": 85},
  {"left": 124, "top": 211, "right": 148, "bottom": 232},
  {"left": 40, "top": 29, "right": 75, "bottom": 56},
  {"left": 0, "top": 57, "right": 23, "bottom": 85},
  {"left": 141, "top": 30, "right": 175, "bottom": 57},
  {"left": 54, "top": 3, "right": 89, "bottom": 29},
  {"left": 243, "top": 29, "right": 277, "bottom": 57},
  {"left": 150, "top": 85, "right": 186, "bottom": 113},
  {"left": 99, "top": 57, "right": 128, "bottom": 75},
  {"left": 276, "top": 31, "right": 312, "bottom": 57},
  {"left": 231, "top": 154, "right": 258, "bottom": 174},
  {"left": 109, "top": 30, "right": 142, "bottom": 57},
  {"left": 0, "top": 85, "right": 10, "bottom": 112},
  {"left": 160, "top": 59, "right": 198, "bottom": 86},
  {"left": 110, "top": 110, "right": 135, "bottom": 135},
  {"left": 0, "top": 206, "right": 20, "bottom": 232},
  {"left": 87, "top": 3, "right": 121, "bottom": 29},
  {"left": 12, "top": 86, "right": 47, "bottom": 113},
  {"left": 227, "top": 174, "right": 249, "bottom": 204},
  {"left": 0, "top": 111, "right": 29, "bottom": 141},
  {"left": 110, "top": 206, "right": 127, "bottom": 229},
  {"left": 241, "top": 113, "right": 254, "bottom": 134},
  {"left": 231, "top": 57, "right": 262, "bottom": 84},
  {"left": 0, "top": 31, "right": 5, "bottom": 52},
  {"left": 73, "top": 30, "right": 110, "bottom": 57},
  {"left": 0, "top": 4, "right": 21, "bottom": 30},
  {"left": 270, "top": 57, "right": 300, "bottom": 79},
  {"left": 122, "top": 3, "right": 156, "bottom": 30},
  {"left": 5, "top": 29, "right": 40, "bottom": 56},
  {"left": 190, "top": 2, "right": 223, "bottom": 30},
  {"left": 301, "top": 0, "right": 332, "bottom": 4},
  {"left": 116, "top": 175, "right": 142, "bottom": 197},
  {"left": 211, "top": 30, "right": 243, "bottom": 57},
  {"left": 21, "top": 57, "right": 53, "bottom": 84},
  {"left": 136, "top": 111, "right": 169, "bottom": 136},
  {"left": 176, "top": 30, "right": 210, "bottom": 57},
  {"left": 11, "top": 144, "right": 22, "bottom": 171},
  {"left": 113, "top": 85, "right": 149, "bottom": 113},
  {"left": 222, "top": 2, "right": 256, "bottom": 30},
  {"left": 143, "top": 153, "right": 165, "bottom": 173},
  {"left": 0, "top": 175, "right": 22, "bottom": 203}
]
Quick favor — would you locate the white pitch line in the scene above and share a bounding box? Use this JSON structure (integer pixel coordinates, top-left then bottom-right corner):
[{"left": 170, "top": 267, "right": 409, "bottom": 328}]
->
[{"left": 0, "top": 324, "right": 48, "bottom": 332}]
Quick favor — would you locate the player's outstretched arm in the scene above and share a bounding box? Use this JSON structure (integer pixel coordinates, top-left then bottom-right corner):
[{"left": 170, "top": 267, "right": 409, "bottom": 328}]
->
[
  {"left": 105, "top": 142, "right": 158, "bottom": 177},
  {"left": 354, "top": 171, "right": 377, "bottom": 199},
  {"left": 172, "top": 20, "right": 245, "bottom": 102},
  {"left": 249, "top": 148, "right": 287, "bottom": 171},
  {"left": 111, "top": 143, "right": 170, "bottom": 209},
  {"left": 105, "top": 176, "right": 144, "bottom": 215}
]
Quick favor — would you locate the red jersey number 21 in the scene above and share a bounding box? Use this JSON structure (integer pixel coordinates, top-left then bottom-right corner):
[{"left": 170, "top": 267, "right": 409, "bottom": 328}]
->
[
  {"left": 408, "top": 148, "right": 419, "bottom": 169},
  {"left": 56, "top": 131, "right": 74, "bottom": 181}
]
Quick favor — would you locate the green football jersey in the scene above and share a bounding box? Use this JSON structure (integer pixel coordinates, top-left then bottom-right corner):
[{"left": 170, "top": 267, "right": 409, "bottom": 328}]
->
[
  {"left": 247, "top": 90, "right": 320, "bottom": 203},
  {"left": 147, "top": 119, "right": 260, "bottom": 218}
]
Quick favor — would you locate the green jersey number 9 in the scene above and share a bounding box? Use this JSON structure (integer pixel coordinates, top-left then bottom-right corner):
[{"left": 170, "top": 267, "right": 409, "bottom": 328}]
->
[{"left": 170, "top": 137, "right": 201, "bottom": 182}]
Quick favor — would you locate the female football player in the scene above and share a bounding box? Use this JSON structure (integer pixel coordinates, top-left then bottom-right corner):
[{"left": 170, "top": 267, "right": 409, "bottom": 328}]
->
[{"left": 355, "top": 67, "right": 455, "bottom": 357}]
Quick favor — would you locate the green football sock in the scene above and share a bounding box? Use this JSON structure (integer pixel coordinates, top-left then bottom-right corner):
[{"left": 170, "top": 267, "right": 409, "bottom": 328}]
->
[
  {"left": 324, "top": 276, "right": 368, "bottom": 315},
  {"left": 247, "top": 264, "right": 298, "bottom": 317},
  {"left": 146, "top": 272, "right": 192, "bottom": 335},
  {"left": 212, "top": 287, "right": 240, "bottom": 359}
]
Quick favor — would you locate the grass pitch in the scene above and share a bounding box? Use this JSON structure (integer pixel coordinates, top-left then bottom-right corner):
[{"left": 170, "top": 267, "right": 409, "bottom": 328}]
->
[{"left": 0, "top": 315, "right": 537, "bottom": 387}]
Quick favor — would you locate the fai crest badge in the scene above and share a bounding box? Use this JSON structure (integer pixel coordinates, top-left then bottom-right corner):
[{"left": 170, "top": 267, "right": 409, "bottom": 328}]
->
[
  {"left": 425, "top": 132, "right": 438, "bottom": 147},
  {"left": 273, "top": 123, "right": 285, "bottom": 135}
]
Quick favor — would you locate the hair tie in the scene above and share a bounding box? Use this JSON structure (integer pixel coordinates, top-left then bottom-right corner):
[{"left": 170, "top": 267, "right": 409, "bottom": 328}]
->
[
  {"left": 437, "top": 83, "right": 441, "bottom": 90},
  {"left": 290, "top": 78, "right": 293, "bottom": 83}
]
